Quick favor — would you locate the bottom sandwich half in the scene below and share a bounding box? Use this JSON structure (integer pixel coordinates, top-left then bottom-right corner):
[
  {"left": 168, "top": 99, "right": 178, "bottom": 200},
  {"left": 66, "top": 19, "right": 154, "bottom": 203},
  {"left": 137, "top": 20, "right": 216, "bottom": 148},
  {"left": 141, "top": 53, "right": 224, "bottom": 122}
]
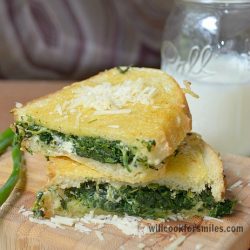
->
[{"left": 32, "top": 133, "right": 235, "bottom": 219}]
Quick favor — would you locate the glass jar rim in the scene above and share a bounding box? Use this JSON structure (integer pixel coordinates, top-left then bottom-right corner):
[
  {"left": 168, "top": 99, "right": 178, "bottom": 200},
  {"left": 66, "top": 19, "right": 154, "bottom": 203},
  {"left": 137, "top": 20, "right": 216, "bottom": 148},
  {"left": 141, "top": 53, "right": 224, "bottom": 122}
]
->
[{"left": 180, "top": 0, "right": 250, "bottom": 3}]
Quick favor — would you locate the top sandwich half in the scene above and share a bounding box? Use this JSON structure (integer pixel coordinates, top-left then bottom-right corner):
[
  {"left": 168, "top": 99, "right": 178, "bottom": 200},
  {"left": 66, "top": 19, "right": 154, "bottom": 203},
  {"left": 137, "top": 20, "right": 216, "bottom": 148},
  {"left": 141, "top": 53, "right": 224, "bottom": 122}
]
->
[{"left": 13, "top": 67, "right": 191, "bottom": 172}]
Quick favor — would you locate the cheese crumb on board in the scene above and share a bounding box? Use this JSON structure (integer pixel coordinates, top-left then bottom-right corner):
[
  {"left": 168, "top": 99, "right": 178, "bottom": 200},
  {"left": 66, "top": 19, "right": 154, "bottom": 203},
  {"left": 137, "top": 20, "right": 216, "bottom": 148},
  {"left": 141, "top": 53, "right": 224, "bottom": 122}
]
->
[
  {"left": 137, "top": 243, "right": 145, "bottom": 249},
  {"left": 51, "top": 215, "right": 79, "bottom": 226},
  {"left": 29, "top": 217, "right": 65, "bottom": 229},
  {"left": 203, "top": 216, "right": 223, "bottom": 222},
  {"left": 80, "top": 213, "right": 148, "bottom": 237},
  {"left": 19, "top": 207, "right": 152, "bottom": 237},
  {"left": 74, "top": 223, "right": 92, "bottom": 234},
  {"left": 164, "top": 235, "right": 186, "bottom": 250},
  {"left": 21, "top": 210, "right": 34, "bottom": 217},
  {"left": 169, "top": 235, "right": 176, "bottom": 242},
  {"left": 95, "top": 230, "right": 104, "bottom": 241},
  {"left": 227, "top": 180, "right": 243, "bottom": 191},
  {"left": 195, "top": 243, "right": 203, "bottom": 250},
  {"left": 18, "top": 205, "right": 25, "bottom": 213},
  {"left": 19, "top": 207, "right": 195, "bottom": 239}
]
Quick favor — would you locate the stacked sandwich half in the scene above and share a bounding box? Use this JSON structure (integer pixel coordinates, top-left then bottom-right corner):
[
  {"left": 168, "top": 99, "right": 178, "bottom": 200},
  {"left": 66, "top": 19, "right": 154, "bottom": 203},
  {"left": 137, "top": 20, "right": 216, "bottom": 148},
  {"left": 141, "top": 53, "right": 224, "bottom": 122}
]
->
[{"left": 13, "top": 67, "right": 235, "bottom": 219}]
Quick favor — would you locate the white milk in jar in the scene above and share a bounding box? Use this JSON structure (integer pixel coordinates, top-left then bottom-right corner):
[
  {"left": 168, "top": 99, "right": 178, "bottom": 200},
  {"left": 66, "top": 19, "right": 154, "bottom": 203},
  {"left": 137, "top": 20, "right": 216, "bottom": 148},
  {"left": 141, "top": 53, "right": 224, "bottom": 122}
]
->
[
  {"left": 162, "top": 52, "right": 250, "bottom": 155},
  {"left": 161, "top": 0, "right": 250, "bottom": 155}
]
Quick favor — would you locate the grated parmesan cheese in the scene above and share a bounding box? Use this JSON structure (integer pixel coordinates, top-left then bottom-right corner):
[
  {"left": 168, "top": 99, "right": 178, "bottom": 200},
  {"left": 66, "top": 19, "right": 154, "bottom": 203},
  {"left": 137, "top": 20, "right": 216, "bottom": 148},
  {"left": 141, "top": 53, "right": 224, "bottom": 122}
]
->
[
  {"left": 164, "top": 235, "right": 186, "bottom": 250},
  {"left": 15, "top": 102, "right": 23, "bottom": 108},
  {"left": 29, "top": 217, "right": 65, "bottom": 229},
  {"left": 108, "top": 125, "right": 120, "bottom": 129},
  {"left": 70, "top": 80, "right": 156, "bottom": 111},
  {"left": 95, "top": 230, "right": 104, "bottom": 241},
  {"left": 70, "top": 109, "right": 77, "bottom": 113},
  {"left": 227, "top": 180, "right": 243, "bottom": 191},
  {"left": 21, "top": 210, "right": 34, "bottom": 217},
  {"left": 55, "top": 104, "right": 63, "bottom": 115},
  {"left": 18, "top": 205, "right": 25, "bottom": 214},
  {"left": 19, "top": 208, "right": 181, "bottom": 239},
  {"left": 137, "top": 243, "right": 145, "bottom": 249},
  {"left": 93, "top": 109, "right": 131, "bottom": 115},
  {"left": 79, "top": 212, "right": 150, "bottom": 237},
  {"left": 51, "top": 215, "right": 79, "bottom": 226},
  {"left": 169, "top": 235, "right": 176, "bottom": 242},
  {"left": 74, "top": 223, "right": 92, "bottom": 234},
  {"left": 203, "top": 216, "right": 223, "bottom": 222},
  {"left": 195, "top": 243, "right": 203, "bottom": 250},
  {"left": 167, "top": 216, "right": 177, "bottom": 221},
  {"left": 182, "top": 81, "right": 199, "bottom": 98}
]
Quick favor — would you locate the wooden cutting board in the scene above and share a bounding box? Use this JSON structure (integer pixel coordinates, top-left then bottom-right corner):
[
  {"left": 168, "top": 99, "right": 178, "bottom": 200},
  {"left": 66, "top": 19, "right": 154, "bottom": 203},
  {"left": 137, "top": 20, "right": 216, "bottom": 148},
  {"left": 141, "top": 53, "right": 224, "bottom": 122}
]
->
[{"left": 0, "top": 151, "right": 249, "bottom": 250}]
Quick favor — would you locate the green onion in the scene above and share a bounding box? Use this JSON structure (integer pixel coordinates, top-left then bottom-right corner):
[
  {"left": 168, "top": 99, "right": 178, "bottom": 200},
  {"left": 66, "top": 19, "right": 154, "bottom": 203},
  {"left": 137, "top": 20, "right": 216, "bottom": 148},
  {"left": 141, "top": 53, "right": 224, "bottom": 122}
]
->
[
  {"left": 116, "top": 66, "right": 131, "bottom": 74},
  {"left": 0, "top": 128, "right": 14, "bottom": 154},
  {"left": 0, "top": 132, "right": 22, "bottom": 206}
]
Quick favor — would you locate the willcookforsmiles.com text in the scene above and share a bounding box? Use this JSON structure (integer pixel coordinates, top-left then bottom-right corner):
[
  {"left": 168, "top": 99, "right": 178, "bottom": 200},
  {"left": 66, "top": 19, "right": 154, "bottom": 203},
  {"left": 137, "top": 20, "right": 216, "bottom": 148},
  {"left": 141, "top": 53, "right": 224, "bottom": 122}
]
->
[{"left": 148, "top": 223, "right": 243, "bottom": 233}]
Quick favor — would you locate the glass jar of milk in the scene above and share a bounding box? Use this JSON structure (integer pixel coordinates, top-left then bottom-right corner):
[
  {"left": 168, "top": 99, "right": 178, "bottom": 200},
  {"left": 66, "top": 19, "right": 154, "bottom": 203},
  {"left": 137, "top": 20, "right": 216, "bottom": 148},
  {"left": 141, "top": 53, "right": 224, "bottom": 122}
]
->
[{"left": 161, "top": 0, "right": 250, "bottom": 156}]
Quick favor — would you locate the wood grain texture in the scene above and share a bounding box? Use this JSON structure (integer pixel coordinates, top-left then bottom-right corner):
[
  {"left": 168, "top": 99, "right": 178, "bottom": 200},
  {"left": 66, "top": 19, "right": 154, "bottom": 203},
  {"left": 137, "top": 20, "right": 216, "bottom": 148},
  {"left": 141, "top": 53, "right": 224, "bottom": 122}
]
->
[
  {"left": 0, "top": 151, "right": 249, "bottom": 250},
  {"left": 0, "top": 80, "right": 68, "bottom": 131}
]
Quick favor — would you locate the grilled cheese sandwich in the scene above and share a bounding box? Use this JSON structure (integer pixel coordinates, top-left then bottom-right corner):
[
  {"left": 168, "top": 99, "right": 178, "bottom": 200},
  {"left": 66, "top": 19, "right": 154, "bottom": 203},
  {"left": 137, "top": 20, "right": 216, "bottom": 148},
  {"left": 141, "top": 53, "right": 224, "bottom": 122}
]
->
[{"left": 12, "top": 67, "right": 235, "bottom": 220}]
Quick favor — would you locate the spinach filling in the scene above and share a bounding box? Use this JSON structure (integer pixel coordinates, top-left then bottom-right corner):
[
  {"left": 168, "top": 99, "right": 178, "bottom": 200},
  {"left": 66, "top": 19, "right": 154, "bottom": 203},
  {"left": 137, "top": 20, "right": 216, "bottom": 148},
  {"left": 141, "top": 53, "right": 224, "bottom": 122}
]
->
[
  {"left": 16, "top": 122, "right": 155, "bottom": 171},
  {"left": 33, "top": 182, "right": 235, "bottom": 219}
]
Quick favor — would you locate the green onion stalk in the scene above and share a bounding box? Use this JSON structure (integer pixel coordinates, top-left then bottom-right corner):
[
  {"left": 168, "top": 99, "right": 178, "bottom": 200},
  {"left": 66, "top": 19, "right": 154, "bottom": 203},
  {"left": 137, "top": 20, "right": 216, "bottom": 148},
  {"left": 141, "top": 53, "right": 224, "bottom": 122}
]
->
[
  {"left": 0, "top": 128, "right": 22, "bottom": 206},
  {"left": 0, "top": 128, "right": 14, "bottom": 154}
]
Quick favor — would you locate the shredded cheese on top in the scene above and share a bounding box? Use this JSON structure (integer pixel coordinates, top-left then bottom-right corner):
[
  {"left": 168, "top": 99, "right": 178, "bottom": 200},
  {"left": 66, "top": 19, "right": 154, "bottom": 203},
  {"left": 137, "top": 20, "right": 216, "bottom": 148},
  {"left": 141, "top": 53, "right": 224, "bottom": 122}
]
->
[
  {"left": 70, "top": 80, "right": 156, "bottom": 111},
  {"left": 108, "top": 125, "right": 120, "bottom": 129},
  {"left": 55, "top": 104, "right": 63, "bottom": 115},
  {"left": 93, "top": 109, "right": 131, "bottom": 115}
]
